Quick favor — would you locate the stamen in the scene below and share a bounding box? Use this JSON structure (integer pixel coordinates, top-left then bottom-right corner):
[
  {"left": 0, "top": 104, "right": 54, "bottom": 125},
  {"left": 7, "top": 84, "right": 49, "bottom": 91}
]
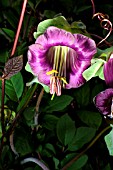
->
[
  {"left": 53, "top": 46, "right": 60, "bottom": 75},
  {"left": 47, "top": 46, "right": 70, "bottom": 97},
  {"left": 60, "top": 77, "right": 68, "bottom": 84},
  {"left": 46, "top": 70, "right": 58, "bottom": 75},
  {"left": 56, "top": 77, "right": 61, "bottom": 96},
  {"left": 50, "top": 76, "right": 56, "bottom": 95}
]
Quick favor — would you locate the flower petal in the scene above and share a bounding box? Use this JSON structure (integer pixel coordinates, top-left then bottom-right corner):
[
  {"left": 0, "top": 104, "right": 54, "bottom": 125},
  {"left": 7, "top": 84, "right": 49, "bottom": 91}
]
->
[
  {"left": 94, "top": 88, "right": 113, "bottom": 115},
  {"left": 104, "top": 58, "right": 113, "bottom": 87},
  {"left": 28, "top": 26, "right": 97, "bottom": 87},
  {"left": 73, "top": 34, "right": 97, "bottom": 61},
  {"left": 28, "top": 44, "right": 51, "bottom": 85},
  {"left": 66, "top": 60, "right": 89, "bottom": 88}
]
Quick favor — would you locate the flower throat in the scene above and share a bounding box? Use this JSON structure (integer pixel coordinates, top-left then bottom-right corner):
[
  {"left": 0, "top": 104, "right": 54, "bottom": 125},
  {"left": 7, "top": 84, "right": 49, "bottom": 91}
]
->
[{"left": 46, "top": 46, "right": 69, "bottom": 98}]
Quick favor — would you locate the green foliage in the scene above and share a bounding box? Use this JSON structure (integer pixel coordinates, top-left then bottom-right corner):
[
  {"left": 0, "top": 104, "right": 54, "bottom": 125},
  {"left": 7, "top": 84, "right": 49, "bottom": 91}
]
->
[
  {"left": 104, "top": 126, "right": 113, "bottom": 156},
  {"left": 5, "top": 72, "right": 24, "bottom": 102},
  {"left": 67, "top": 154, "right": 88, "bottom": 170},
  {"left": 74, "top": 82, "right": 91, "bottom": 106},
  {"left": 43, "top": 95, "right": 73, "bottom": 113},
  {"left": 77, "top": 110, "right": 102, "bottom": 129},
  {"left": 42, "top": 114, "right": 59, "bottom": 131},
  {"left": 68, "top": 127, "right": 96, "bottom": 151},
  {"left": 23, "top": 107, "right": 36, "bottom": 126},
  {"left": 0, "top": 49, "right": 9, "bottom": 63},
  {"left": 34, "top": 16, "right": 70, "bottom": 39},
  {"left": 34, "top": 16, "right": 88, "bottom": 39},
  {"left": 14, "top": 127, "right": 33, "bottom": 156},
  {"left": 1, "top": 28, "right": 15, "bottom": 40},
  {"left": 17, "top": 84, "right": 37, "bottom": 112},
  {"left": 83, "top": 58, "right": 105, "bottom": 81},
  {"left": 56, "top": 114, "right": 76, "bottom": 146}
]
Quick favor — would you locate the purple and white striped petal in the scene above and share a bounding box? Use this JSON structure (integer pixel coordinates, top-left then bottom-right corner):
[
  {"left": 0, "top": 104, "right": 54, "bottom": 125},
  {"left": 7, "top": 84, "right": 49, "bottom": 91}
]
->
[
  {"left": 28, "top": 26, "right": 97, "bottom": 95},
  {"left": 94, "top": 88, "right": 113, "bottom": 115}
]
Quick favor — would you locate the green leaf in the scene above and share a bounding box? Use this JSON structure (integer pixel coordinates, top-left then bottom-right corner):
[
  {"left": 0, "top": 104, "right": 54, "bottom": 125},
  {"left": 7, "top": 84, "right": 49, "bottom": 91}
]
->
[
  {"left": 96, "top": 66, "right": 104, "bottom": 80},
  {"left": 61, "top": 153, "right": 77, "bottom": 167},
  {"left": 24, "top": 168, "right": 35, "bottom": 170},
  {"left": 91, "top": 82, "right": 105, "bottom": 99},
  {"left": 23, "top": 107, "right": 35, "bottom": 121},
  {"left": 103, "top": 163, "right": 111, "bottom": 170},
  {"left": 14, "top": 128, "right": 33, "bottom": 156},
  {"left": 76, "top": 5, "right": 91, "bottom": 14},
  {"left": 0, "top": 145, "right": 13, "bottom": 166},
  {"left": 34, "top": 16, "right": 71, "bottom": 39},
  {"left": 5, "top": 72, "right": 24, "bottom": 102},
  {"left": 0, "top": 49, "right": 9, "bottom": 63},
  {"left": 1, "top": 28, "right": 15, "bottom": 39},
  {"left": 67, "top": 154, "right": 88, "bottom": 170},
  {"left": 44, "top": 143, "right": 56, "bottom": 155},
  {"left": 15, "top": 42, "right": 28, "bottom": 56},
  {"left": 28, "top": 0, "right": 35, "bottom": 11},
  {"left": 23, "top": 107, "right": 36, "bottom": 126},
  {"left": 83, "top": 59, "right": 105, "bottom": 81},
  {"left": 25, "top": 62, "right": 33, "bottom": 74},
  {"left": 43, "top": 114, "right": 59, "bottom": 131},
  {"left": 68, "top": 127, "right": 96, "bottom": 151},
  {"left": 35, "top": 0, "right": 42, "bottom": 9},
  {"left": 1, "top": 0, "right": 10, "bottom": 6},
  {"left": 44, "top": 10, "right": 56, "bottom": 18},
  {"left": 44, "top": 95, "right": 73, "bottom": 113},
  {"left": 53, "top": 157, "right": 60, "bottom": 170},
  {"left": 34, "top": 166, "right": 43, "bottom": 170},
  {"left": 17, "top": 84, "right": 37, "bottom": 112},
  {"left": 104, "top": 127, "right": 113, "bottom": 156},
  {"left": 74, "top": 82, "right": 90, "bottom": 106},
  {"left": 57, "top": 114, "right": 76, "bottom": 146},
  {"left": 104, "top": 46, "right": 113, "bottom": 55},
  {"left": 3, "top": 10, "right": 18, "bottom": 29},
  {"left": 77, "top": 110, "right": 102, "bottom": 130},
  {"left": 71, "top": 21, "right": 86, "bottom": 30}
]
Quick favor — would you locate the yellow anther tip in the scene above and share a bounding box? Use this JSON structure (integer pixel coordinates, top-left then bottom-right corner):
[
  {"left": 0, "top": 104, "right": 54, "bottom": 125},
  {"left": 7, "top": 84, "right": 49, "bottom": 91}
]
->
[
  {"left": 60, "top": 77, "right": 68, "bottom": 84},
  {"left": 46, "top": 70, "right": 58, "bottom": 75}
]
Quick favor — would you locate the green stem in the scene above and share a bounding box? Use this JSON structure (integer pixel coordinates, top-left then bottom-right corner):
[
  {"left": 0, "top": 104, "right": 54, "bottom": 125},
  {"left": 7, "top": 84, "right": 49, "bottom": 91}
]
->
[{"left": 62, "top": 125, "right": 111, "bottom": 170}]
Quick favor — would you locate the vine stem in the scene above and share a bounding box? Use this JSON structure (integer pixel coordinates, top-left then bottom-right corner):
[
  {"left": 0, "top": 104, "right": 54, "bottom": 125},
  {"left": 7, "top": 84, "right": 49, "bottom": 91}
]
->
[
  {"left": 21, "top": 157, "right": 50, "bottom": 170},
  {"left": 90, "top": 33, "right": 112, "bottom": 47},
  {"left": 1, "top": 79, "right": 5, "bottom": 134},
  {"left": 36, "top": 88, "right": 44, "bottom": 114},
  {"left": 11, "top": 0, "right": 28, "bottom": 56},
  {"left": 0, "top": 79, "right": 5, "bottom": 156},
  {"left": 0, "top": 0, "right": 28, "bottom": 157},
  {"left": 34, "top": 88, "right": 44, "bottom": 126},
  {"left": 90, "top": 0, "right": 95, "bottom": 16},
  {"left": 62, "top": 125, "right": 111, "bottom": 170}
]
